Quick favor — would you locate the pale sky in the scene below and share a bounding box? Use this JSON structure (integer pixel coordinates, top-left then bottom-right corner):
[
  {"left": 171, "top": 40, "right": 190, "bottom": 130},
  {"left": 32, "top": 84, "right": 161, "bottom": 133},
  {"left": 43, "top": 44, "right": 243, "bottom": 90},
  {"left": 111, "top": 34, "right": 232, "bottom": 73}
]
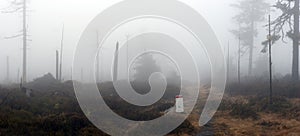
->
[{"left": 0, "top": 0, "right": 292, "bottom": 82}]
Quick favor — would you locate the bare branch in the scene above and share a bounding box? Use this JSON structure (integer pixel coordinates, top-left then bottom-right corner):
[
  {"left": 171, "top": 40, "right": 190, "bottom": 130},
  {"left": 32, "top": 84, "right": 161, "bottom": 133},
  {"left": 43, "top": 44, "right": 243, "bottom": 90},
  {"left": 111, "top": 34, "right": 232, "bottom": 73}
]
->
[
  {"left": 1, "top": 6, "right": 22, "bottom": 13},
  {"left": 4, "top": 33, "right": 22, "bottom": 39},
  {"left": 268, "top": 0, "right": 295, "bottom": 42}
]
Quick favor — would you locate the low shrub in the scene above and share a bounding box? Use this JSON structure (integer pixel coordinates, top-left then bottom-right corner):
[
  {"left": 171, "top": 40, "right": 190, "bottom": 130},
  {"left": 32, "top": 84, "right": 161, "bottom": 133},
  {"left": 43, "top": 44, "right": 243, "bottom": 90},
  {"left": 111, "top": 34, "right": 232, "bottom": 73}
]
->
[{"left": 229, "top": 103, "right": 259, "bottom": 120}]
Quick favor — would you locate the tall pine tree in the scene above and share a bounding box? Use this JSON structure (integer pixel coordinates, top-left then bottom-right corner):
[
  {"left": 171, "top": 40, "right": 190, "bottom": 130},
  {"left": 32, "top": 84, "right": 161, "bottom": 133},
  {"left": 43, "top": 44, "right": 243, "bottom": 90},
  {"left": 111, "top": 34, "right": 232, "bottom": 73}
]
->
[
  {"left": 270, "top": 0, "right": 300, "bottom": 80},
  {"left": 231, "top": 0, "right": 269, "bottom": 75},
  {"left": 132, "top": 53, "right": 161, "bottom": 94}
]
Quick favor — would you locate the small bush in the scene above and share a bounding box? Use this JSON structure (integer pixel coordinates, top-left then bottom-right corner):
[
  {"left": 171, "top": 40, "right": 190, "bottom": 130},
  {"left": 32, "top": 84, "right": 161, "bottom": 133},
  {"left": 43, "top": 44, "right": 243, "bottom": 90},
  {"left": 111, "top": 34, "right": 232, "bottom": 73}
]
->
[
  {"left": 229, "top": 103, "right": 259, "bottom": 120},
  {"left": 257, "top": 120, "right": 281, "bottom": 127},
  {"left": 248, "top": 96, "right": 292, "bottom": 113}
]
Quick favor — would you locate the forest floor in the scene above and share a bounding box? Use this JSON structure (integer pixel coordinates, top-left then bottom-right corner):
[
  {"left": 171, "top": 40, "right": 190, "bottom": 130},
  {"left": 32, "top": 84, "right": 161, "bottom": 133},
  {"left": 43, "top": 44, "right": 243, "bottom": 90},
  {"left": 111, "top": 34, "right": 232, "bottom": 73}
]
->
[
  {"left": 168, "top": 90, "right": 300, "bottom": 136},
  {"left": 1, "top": 75, "right": 300, "bottom": 136},
  {"left": 213, "top": 111, "right": 300, "bottom": 136},
  {"left": 212, "top": 96, "right": 300, "bottom": 136}
]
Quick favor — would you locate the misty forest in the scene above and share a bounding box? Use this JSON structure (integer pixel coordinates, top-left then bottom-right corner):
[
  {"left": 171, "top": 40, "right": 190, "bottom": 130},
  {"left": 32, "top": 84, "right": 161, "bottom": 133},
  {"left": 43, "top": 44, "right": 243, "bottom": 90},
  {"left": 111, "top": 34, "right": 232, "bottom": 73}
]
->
[{"left": 1, "top": 0, "right": 300, "bottom": 135}]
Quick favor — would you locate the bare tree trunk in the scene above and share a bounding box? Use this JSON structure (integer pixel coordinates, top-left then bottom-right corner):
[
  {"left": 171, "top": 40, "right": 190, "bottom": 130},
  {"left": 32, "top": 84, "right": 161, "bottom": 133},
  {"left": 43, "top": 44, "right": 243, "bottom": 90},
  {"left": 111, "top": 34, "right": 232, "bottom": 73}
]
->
[
  {"left": 17, "top": 68, "right": 20, "bottom": 83},
  {"left": 238, "top": 31, "right": 241, "bottom": 84},
  {"left": 59, "top": 25, "right": 64, "bottom": 82},
  {"left": 227, "top": 41, "right": 230, "bottom": 82},
  {"left": 81, "top": 68, "right": 83, "bottom": 81},
  {"left": 6, "top": 56, "right": 9, "bottom": 82},
  {"left": 292, "top": 0, "right": 299, "bottom": 81},
  {"left": 96, "top": 32, "right": 100, "bottom": 83},
  {"left": 22, "top": 0, "right": 27, "bottom": 84},
  {"left": 56, "top": 50, "right": 59, "bottom": 80},
  {"left": 248, "top": 21, "right": 254, "bottom": 76},
  {"left": 113, "top": 42, "right": 119, "bottom": 82},
  {"left": 96, "top": 54, "right": 100, "bottom": 82},
  {"left": 268, "top": 15, "right": 273, "bottom": 104}
]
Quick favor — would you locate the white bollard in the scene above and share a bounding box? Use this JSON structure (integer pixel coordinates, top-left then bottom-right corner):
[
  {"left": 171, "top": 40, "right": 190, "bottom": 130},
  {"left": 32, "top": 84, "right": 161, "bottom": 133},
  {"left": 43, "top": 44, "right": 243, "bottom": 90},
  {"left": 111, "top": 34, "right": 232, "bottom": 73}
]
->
[{"left": 175, "top": 95, "right": 184, "bottom": 113}]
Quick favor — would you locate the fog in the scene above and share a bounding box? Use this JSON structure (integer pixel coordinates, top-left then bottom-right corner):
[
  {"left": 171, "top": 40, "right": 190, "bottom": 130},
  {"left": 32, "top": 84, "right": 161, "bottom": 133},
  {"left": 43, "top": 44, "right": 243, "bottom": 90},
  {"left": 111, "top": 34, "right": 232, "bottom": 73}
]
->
[{"left": 0, "top": 0, "right": 293, "bottom": 83}]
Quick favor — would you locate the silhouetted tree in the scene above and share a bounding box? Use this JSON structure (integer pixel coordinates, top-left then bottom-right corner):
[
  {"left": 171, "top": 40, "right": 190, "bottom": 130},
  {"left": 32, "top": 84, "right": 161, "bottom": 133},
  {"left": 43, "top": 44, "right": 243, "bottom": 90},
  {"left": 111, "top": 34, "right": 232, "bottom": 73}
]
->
[
  {"left": 133, "top": 53, "right": 161, "bottom": 82},
  {"left": 269, "top": 0, "right": 300, "bottom": 80},
  {"left": 166, "top": 70, "right": 180, "bottom": 87},
  {"left": 231, "top": 0, "right": 269, "bottom": 76},
  {"left": 132, "top": 53, "right": 161, "bottom": 94},
  {"left": 2, "top": 0, "right": 29, "bottom": 84}
]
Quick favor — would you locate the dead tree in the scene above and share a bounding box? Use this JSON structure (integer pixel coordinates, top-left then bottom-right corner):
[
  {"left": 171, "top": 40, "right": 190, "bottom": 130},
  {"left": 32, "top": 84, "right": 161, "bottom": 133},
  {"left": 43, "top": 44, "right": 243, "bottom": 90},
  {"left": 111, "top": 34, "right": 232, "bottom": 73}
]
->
[
  {"left": 113, "top": 42, "right": 119, "bottom": 82},
  {"left": 59, "top": 25, "right": 64, "bottom": 81},
  {"left": 56, "top": 50, "right": 59, "bottom": 80},
  {"left": 238, "top": 28, "right": 241, "bottom": 84},
  {"left": 2, "top": 0, "right": 29, "bottom": 84},
  {"left": 17, "top": 68, "right": 20, "bottom": 83},
  {"left": 6, "top": 56, "right": 10, "bottom": 82},
  {"left": 96, "top": 31, "right": 100, "bottom": 83},
  {"left": 227, "top": 41, "right": 230, "bottom": 82}
]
